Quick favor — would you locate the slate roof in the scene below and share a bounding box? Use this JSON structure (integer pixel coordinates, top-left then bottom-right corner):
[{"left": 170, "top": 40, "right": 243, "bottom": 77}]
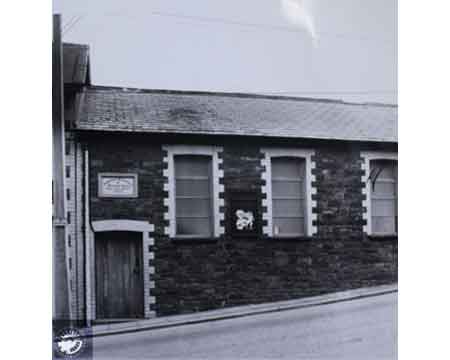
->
[
  {"left": 77, "top": 87, "right": 397, "bottom": 143},
  {"left": 63, "top": 43, "right": 90, "bottom": 85}
]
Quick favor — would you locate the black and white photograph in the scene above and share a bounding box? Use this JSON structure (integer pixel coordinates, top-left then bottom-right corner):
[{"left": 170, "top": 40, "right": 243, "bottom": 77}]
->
[
  {"left": 49, "top": 1, "right": 400, "bottom": 359},
  {"left": 6, "top": 0, "right": 450, "bottom": 359}
]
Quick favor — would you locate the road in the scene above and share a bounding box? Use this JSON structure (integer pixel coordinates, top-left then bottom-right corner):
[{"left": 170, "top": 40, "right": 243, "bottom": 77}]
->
[{"left": 92, "top": 292, "right": 397, "bottom": 360}]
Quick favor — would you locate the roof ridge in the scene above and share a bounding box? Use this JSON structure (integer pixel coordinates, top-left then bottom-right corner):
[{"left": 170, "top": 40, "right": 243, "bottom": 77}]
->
[{"left": 86, "top": 85, "right": 397, "bottom": 108}]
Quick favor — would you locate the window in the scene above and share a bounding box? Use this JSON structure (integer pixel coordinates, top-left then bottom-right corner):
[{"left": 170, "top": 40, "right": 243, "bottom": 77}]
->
[
  {"left": 163, "top": 145, "right": 224, "bottom": 238},
  {"left": 261, "top": 148, "right": 317, "bottom": 237},
  {"left": 174, "top": 155, "right": 213, "bottom": 237},
  {"left": 361, "top": 151, "right": 398, "bottom": 236},
  {"left": 271, "top": 157, "right": 306, "bottom": 236},
  {"left": 369, "top": 160, "right": 398, "bottom": 235}
]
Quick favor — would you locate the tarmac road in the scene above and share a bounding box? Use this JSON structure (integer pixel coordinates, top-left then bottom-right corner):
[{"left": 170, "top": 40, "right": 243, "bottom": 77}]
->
[{"left": 92, "top": 292, "right": 397, "bottom": 360}]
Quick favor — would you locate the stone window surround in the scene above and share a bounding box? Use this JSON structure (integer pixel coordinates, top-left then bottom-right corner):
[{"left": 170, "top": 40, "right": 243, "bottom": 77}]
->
[
  {"left": 261, "top": 147, "right": 317, "bottom": 237},
  {"left": 162, "top": 145, "right": 225, "bottom": 238},
  {"left": 360, "top": 151, "right": 398, "bottom": 235}
]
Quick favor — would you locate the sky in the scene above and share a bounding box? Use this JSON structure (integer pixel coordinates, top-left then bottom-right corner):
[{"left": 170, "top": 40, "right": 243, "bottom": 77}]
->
[{"left": 53, "top": 0, "right": 397, "bottom": 104}]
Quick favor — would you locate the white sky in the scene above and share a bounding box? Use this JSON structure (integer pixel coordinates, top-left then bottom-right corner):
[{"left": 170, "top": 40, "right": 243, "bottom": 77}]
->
[{"left": 53, "top": 0, "right": 397, "bottom": 104}]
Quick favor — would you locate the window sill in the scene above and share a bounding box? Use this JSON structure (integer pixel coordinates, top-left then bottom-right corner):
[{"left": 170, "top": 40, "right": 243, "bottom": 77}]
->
[{"left": 368, "top": 234, "right": 398, "bottom": 241}]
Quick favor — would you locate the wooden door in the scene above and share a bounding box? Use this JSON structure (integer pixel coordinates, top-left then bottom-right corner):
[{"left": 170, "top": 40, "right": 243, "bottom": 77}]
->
[{"left": 95, "top": 231, "right": 144, "bottom": 319}]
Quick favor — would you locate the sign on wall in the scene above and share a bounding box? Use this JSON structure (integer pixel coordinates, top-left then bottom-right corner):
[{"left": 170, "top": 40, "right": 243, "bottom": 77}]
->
[
  {"left": 98, "top": 173, "right": 138, "bottom": 198},
  {"left": 228, "top": 191, "right": 260, "bottom": 237}
]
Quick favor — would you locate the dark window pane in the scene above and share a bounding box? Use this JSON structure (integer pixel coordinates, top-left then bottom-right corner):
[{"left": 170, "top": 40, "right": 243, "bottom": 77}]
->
[
  {"left": 377, "top": 164, "right": 396, "bottom": 180},
  {"left": 176, "top": 198, "right": 211, "bottom": 217},
  {"left": 372, "top": 182, "right": 396, "bottom": 198},
  {"left": 272, "top": 180, "right": 303, "bottom": 199},
  {"left": 176, "top": 218, "right": 212, "bottom": 236},
  {"left": 175, "top": 155, "right": 210, "bottom": 177},
  {"left": 370, "top": 160, "right": 396, "bottom": 181},
  {"left": 273, "top": 217, "right": 305, "bottom": 236},
  {"left": 273, "top": 199, "right": 304, "bottom": 217},
  {"left": 175, "top": 179, "right": 210, "bottom": 197},
  {"left": 372, "top": 199, "right": 396, "bottom": 217},
  {"left": 372, "top": 216, "right": 396, "bottom": 235},
  {"left": 271, "top": 157, "right": 305, "bottom": 179}
]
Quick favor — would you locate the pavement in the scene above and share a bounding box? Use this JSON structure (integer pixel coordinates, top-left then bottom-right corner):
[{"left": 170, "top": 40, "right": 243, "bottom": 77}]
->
[
  {"left": 91, "top": 283, "right": 397, "bottom": 338},
  {"left": 91, "top": 289, "right": 397, "bottom": 359}
]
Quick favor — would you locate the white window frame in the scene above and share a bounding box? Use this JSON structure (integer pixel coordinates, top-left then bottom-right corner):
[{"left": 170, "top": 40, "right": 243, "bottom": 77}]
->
[
  {"left": 163, "top": 145, "right": 224, "bottom": 238},
  {"left": 361, "top": 151, "right": 398, "bottom": 235},
  {"left": 261, "top": 148, "right": 317, "bottom": 237}
]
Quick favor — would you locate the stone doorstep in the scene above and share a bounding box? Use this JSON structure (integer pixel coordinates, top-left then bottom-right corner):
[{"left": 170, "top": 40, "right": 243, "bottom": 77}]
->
[{"left": 90, "top": 283, "right": 398, "bottom": 338}]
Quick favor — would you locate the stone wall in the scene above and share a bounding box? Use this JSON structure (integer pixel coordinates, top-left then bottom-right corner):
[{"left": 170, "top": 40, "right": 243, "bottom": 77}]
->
[
  {"left": 87, "top": 134, "right": 397, "bottom": 316},
  {"left": 313, "top": 147, "right": 366, "bottom": 239}
]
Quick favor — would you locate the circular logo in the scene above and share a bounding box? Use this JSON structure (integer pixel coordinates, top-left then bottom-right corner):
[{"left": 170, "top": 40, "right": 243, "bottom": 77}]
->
[{"left": 54, "top": 327, "right": 85, "bottom": 358}]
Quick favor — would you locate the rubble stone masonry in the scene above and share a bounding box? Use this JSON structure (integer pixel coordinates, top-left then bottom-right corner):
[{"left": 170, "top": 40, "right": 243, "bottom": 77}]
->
[{"left": 86, "top": 134, "right": 397, "bottom": 316}]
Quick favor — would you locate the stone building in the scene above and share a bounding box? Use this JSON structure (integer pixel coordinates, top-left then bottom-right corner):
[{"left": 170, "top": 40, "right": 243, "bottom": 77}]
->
[{"left": 63, "top": 45, "right": 397, "bottom": 323}]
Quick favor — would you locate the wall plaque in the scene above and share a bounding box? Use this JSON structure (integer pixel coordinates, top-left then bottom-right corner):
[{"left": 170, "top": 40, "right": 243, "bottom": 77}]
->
[
  {"left": 98, "top": 173, "right": 138, "bottom": 198},
  {"left": 228, "top": 190, "right": 260, "bottom": 237}
]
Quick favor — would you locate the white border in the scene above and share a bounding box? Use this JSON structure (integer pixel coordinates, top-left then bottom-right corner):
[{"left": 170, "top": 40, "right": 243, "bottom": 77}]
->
[
  {"left": 162, "top": 145, "right": 224, "bottom": 238},
  {"left": 360, "top": 151, "right": 398, "bottom": 235},
  {"left": 261, "top": 148, "right": 317, "bottom": 237}
]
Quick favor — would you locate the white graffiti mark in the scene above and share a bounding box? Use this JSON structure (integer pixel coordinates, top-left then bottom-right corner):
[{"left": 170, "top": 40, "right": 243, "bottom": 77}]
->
[{"left": 236, "top": 210, "right": 254, "bottom": 230}]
